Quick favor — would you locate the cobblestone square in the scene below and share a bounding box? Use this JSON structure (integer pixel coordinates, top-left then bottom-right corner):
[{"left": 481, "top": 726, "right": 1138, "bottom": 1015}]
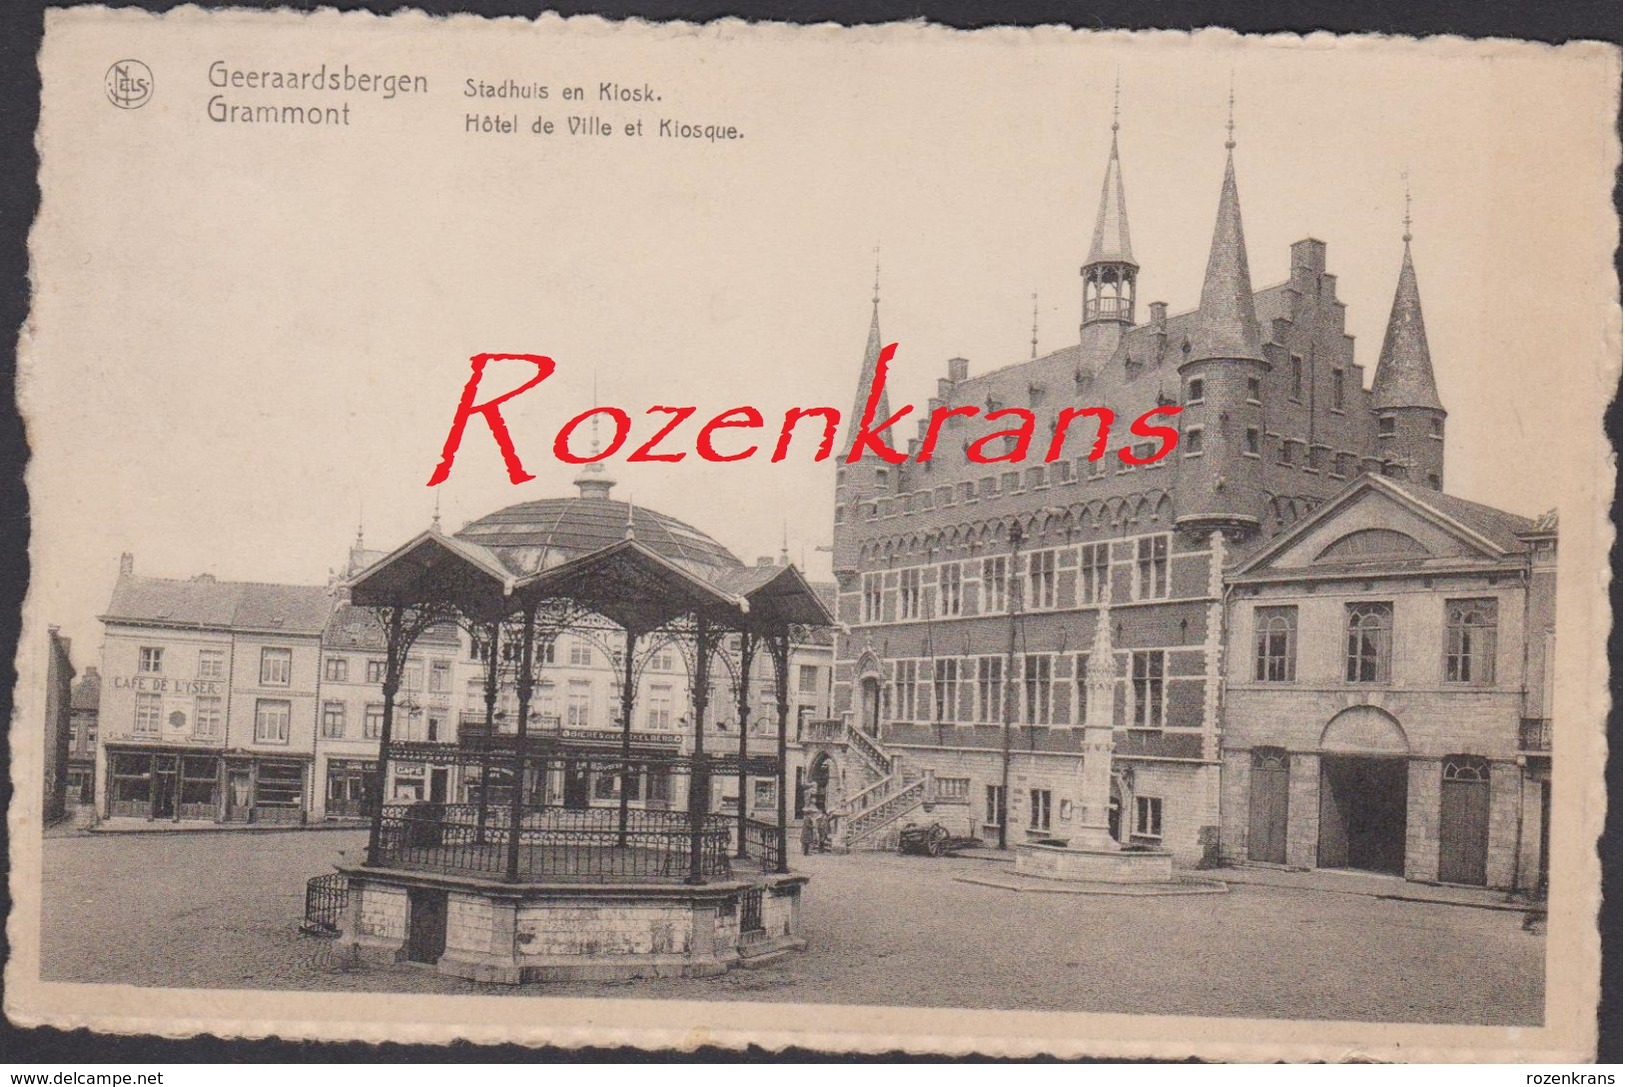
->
[{"left": 39, "top": 829, "right": 1543, "bottom": 1025}]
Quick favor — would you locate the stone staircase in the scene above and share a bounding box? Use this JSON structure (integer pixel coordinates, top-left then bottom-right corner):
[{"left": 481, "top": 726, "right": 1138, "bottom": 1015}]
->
[{"left": 805, "top": 720, "right": 930, "bottom": 851}]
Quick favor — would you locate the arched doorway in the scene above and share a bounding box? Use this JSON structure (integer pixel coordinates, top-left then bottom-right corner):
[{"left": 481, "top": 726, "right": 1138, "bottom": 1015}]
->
[
  {"left": 1438, "top": 755, "right": 1491, "bottom": 885},
  {"left": 1318, "top": 707, "right": 1410, "bottom": 875},
  {"left": 805, "top": 752, "right": 833, "bottom": 814},
  {"left": 859, "top": 677, "right": 881, "bottom": 737}
]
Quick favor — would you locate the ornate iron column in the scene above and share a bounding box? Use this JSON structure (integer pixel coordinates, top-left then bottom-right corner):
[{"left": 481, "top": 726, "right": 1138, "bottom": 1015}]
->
[
  {"left": 734, "top": 630, "right": 757, "bottom": 859},
  {"left": 476, "top": 618, "right": 501, "bottom": 844},
  {"left": 364, "top": 608, "right": 405, "bottom": 867},
  {"left": 769, "top": 627, "right": 792, "bottom": 873},
  {"left": 505, "top": 603, "right": 538, "bottom": 884},
  {"left": 617, "top": 626, "right": 639, "bottom": 847},
  {"left": 687, "top": 616, "right": 715, "bottom": 885}
]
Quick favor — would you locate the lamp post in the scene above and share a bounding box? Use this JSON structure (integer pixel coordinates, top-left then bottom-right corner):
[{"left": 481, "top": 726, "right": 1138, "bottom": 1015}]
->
[{"left": 998, "top": 506, "right": 1066, "bottom": 851}]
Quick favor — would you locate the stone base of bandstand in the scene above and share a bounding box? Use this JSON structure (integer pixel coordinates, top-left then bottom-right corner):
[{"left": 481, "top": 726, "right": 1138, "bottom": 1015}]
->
[
  {"left": 1013, "top": 840, "right": 1176, "bottom": 884},
  {"left": 337, "top": 866, "right": 808, "bottom": 985}
]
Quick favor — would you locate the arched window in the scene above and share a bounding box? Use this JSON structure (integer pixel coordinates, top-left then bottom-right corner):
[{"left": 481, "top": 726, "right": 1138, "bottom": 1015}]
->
[
  {"left": 1316, "top": 528, "right": 1429, "bottom": 563},
  {"left": 1253, "top": 607, "right": 1297, "bottom": 682},
  {"left": 1345, "top": 602, "right": 1393, "bottom": 683},
  {"left": 1445, "top": 599, "right": 1498, "bottom": 684},
  {"left": 1442, "top": 754, "right": 1491, "bottom": 782}
]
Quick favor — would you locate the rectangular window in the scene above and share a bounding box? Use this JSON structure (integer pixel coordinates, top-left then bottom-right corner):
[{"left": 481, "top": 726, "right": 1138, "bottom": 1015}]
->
[
  {"left": 1078, "top": 542, "right": 1110, "bottom": 605},
  {"left": 402, "top": 662, "right": 423, "bottom": 690},
  {"left": 197, "top": 649, "right": 224, "bottom": 678},
  {"left": 323, "top": 656, "right": 347, "bottom": 683},
  {"left": 892, "top": 660, "right": 919, "bottom": 721},
  {"left": 365, "top": 659, "right": 386, "bottom": 684},
  {"left": 364, "top": 703, "right": 384, "bottom": 739},
  {"left": 861, "top": 573, "right": 884, "bottom": 623},
  {"left": 1131, "top": 650, "right": 1165, "bottom": 728},
  {"left": 647, "top": 685, "right": 674, "bottom": 729},
  {"left": 1278, "top": 439, "right": 1296, "bottom": 467},
  {"left": 1134, "top": 796, "right": 1163, "bottom": 839},
  {"left": 653, "top": 649, "right": 674, "bottom": 672},
  {"left": 254, "top": 699, "right": 292, "bottom": 744},
  {"left": 1186, "top": 379, "right": 1204, "bottom": 404},
  {"left": 899, "top": 568, "right": 923, "bottom": 620},
  {"left": 1023, "top": 654, "right": 1053, "bottom": 725},
  {"left": 139, "top": 646, "right": 164, "bottom": 674},
  {"left": 1246, "top": 377, "right": 1261, "bottom": 403},
  {"left": 321, "top": 701, "right": 346, "bottom": 739},
  {"left": 1290, "top": 355, "right": 1304, "bottom": 400},
  {"left": 1028, "top": 550, "right": 1057, "bottom": 610},
  {"left": 1253, "top": 606, "right": 1298, "bottom": 682},
  {"left": 932, "top": 658, "right": 959, "bottom": 723},
  {"left": 429, "top": 660, "right": 451, "bottom": 693},
  {"left": 1029, "top": 788, "right": 1052, "bottom": 830},
  {"left": 1246, "top": 427, "right": 1261, "bottom": 456},
  {"left": 1185, "top": 427, "right": 1204, "bottom": 456},
  {"left": 982, "top": 557, "right": 1008, "bottom": 613},
  {"left": 1073, "top": 653, "right": 1093, "bottom": 723},
  {"left": 133, "top": 692, "right": 162, "bottom": 735},
  {"left": 465, "top": 678, "right": 484, "bottom": 713},
  {"left": 569, "top": 640, "right": 593, "bottom": 667},
  {"left": 567, "top": 685, "right": 592, "bottom": 728},
  {"left": 976, "top": 657, "right": 1004, "bottom": 723},
  {"left": 259, "top": 647, "right": 292, "bottom": 687},
  {"left": 1332, "top": 368, "right": 1346, "bottom": 410},
  {"left": 798, "top": 664, "right": 819, "bottom": 694},
  {"left": 194, "top": 696, "right": 222, "bottom": 738},
  {"left": 1134, "top": 535, "right": 1170, "bottom": 600},
  {"left": 1445, "top": 599, "right": 1498, "bottom": 684},
  {"left": 1345, "top": 602, "right": 1394, "bottom": 683},
  {"left": 937, "top": 562, "right": 963, "bottom": 617},
  {"left": 1378, "top": 415, "right": 1396, "bottom": 437},
  {"left": 985, "top": 784, "right": 1006, "bottom": 827}
]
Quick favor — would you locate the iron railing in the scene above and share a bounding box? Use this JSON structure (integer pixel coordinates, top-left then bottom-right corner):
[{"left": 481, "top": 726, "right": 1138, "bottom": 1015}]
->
[
  {"left": 373, "top": 802, "right": 732, "bottom": 882},
  {"left": 302, "top": 872, "right": 349, "bottom": 936},
  {"left": 739, "top": 886, "right": 766, "bottom": 938},
  {"left": 1519, "top": 718, "right": 1552, "bottom": 753},
  {"left": 740, "top": 816, "right": 784, "bottom": 873}
]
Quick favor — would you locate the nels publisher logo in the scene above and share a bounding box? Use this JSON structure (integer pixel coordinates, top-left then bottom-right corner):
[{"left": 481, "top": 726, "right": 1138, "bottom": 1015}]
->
[{"left": 105, "top": 59, "right": 153, "bottom": 109}]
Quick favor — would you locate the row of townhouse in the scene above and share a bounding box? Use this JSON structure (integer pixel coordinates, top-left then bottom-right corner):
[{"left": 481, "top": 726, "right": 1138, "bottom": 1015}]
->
[{"left": 93, "top": 552, "right": 835, "bottom": 827}]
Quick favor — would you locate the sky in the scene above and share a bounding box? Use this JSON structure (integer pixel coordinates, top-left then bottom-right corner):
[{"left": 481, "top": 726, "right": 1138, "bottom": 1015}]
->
[{"left": 24, "top": 14, "right": 1620, "bottom": 662}]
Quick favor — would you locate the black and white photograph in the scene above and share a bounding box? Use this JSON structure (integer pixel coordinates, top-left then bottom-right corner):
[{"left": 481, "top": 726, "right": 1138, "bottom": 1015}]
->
[{"left": 6, "top": 7, "right": 1617, "bottom": 1063}]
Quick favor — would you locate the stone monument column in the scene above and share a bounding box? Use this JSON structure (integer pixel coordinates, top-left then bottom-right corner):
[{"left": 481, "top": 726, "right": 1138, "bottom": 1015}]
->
[{"left": 1073, "top": 607, "right": 1119, "bottom": 852}]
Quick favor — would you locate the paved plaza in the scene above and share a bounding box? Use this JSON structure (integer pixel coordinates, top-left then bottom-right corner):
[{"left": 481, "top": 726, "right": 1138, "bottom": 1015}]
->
[{"left": 38, "top": 829, "right": 1543, "bottom": 1025}]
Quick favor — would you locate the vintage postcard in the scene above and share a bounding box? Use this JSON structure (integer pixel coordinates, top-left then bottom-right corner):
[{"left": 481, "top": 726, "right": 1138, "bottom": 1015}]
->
[{"left": 6, "top": 6, "right": 1618, "bottom": 1061}]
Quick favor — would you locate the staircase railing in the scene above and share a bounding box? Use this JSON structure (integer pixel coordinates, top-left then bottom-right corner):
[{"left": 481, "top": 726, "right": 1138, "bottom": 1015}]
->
[
  {"left": 843, "top": 777, "right": 926, "bottom": 847},
  {"left": 838, "top": 772, "right": 897, "bottom": 817},
  {"left": 846, "top": 723, "right": 892, "bottom": 779}
]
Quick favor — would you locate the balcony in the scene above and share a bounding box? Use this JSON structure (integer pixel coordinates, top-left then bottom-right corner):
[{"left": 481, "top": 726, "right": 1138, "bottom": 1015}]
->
[{"left": 1519, "top": 718, "right": 1552, "bottom": 753}]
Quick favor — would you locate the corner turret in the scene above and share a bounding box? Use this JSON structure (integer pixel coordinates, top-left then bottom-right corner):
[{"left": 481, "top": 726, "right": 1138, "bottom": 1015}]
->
[{"left": 1370, "top": 204, "right": 1446, "bottom": 490}]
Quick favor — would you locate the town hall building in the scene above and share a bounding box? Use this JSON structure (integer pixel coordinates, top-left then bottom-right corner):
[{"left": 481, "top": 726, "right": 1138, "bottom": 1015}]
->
[{"left": 814, "top": 103, "right": 1546, "bottom": 889}]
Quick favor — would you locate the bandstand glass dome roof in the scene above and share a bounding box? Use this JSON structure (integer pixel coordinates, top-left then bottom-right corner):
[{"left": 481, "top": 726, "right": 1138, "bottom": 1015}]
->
[{"left": 454, "top": 468, "right": 744, "bottom": 581}]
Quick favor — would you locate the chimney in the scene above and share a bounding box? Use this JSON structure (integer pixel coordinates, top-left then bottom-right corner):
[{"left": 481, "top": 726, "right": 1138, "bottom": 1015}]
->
[
  {"left": 947, "top": 357, "right": 969, "bottom": 383},
  {"left": 118, "top": 552, "right": 134, "bottom": 576},
  {"left": 1148, "top": 301, "right": 1167, "bottom": 332}
]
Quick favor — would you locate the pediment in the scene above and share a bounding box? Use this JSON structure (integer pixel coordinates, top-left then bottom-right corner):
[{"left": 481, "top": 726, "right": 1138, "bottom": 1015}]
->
[{"left": 1237, "top": 482, "right": 1507, "bottom": 577}]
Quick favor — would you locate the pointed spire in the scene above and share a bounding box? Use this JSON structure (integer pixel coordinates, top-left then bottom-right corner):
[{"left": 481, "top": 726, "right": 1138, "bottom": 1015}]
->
[
  {"left": 431, "top": 491, "right": 442, "bottom": 532},
  {"left": 841, "top": 249, "right": 891, "bottom": 457},
  {"left": 780, "top": 520, "right": 789, "bottom": 566},
  {"left": 574, "top": 371, "right": 618, "bottom": 499},
  {"left": 1371, "top": 203, "right": 1444, "bottom": 412},
  {"left": 355, "top": 499, "right": 365, "bottom": 550},
  {"left": 1189, "top": 101, "right": 1263, "bottom": 364},
  {"left": 1085, "top": 103, "right": 1135, "bottom": 267},
  {"left": 624, "top": 497, "right": 636, "bottom": 540}
]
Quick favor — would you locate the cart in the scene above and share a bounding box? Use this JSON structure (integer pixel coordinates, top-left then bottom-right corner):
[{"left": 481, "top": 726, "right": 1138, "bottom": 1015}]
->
[{"left": 897, "top": 821, "right": 982, "bottom": 857}]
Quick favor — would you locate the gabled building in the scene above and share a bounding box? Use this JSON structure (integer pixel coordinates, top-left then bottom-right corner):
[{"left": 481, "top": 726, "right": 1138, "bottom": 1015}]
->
[
  {"left": 821, "top": 104, "right": 1463, "bottom": 866},
  {"left": 67, "top": 665, "right": 100, "bottom": 809},
  {"left": 96, "top": 554, "right": 335, "bottom": 825},
  {"left": 1221, "top": 476, "right": 1555, "bottom": 891}
]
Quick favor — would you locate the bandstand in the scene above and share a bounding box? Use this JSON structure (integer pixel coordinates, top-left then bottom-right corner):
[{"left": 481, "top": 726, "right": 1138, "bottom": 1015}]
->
[{"left": 332, "top": 480, "right": 832, "bottom": 984}]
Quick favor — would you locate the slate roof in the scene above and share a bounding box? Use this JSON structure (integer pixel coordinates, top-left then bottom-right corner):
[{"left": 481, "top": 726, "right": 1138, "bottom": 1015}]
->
[
  {"left": 1370, "top": 243, "right": 1444, "bottom": 412},
  {"left": 322, "top": 604, "right": 460, "bottom": 650},
  {"left": 102, "top": 575, "right": 334, "bottom": 634},
  {"left": 1384, "top": 477, "right": 1538, "bottom": 553},
  {"left": 1086, "top": 131, "right": 1134, "bottom": 266},
  {"left": 70, "top": 668, "right": 100, "bottom": 711}
]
